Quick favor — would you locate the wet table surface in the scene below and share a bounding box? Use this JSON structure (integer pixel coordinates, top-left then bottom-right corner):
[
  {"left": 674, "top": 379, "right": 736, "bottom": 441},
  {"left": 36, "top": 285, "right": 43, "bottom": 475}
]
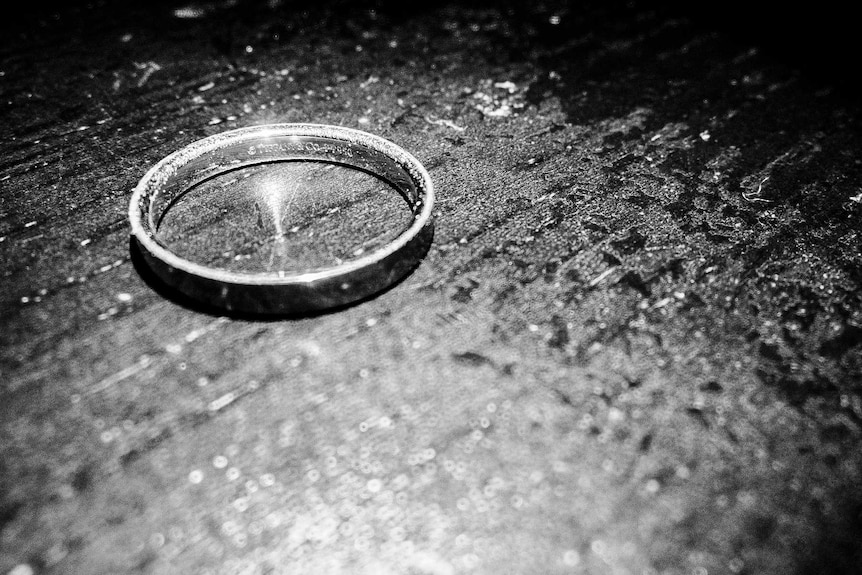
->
[{"left": 2, "top": 1, "right": 862, "bottom": 574}]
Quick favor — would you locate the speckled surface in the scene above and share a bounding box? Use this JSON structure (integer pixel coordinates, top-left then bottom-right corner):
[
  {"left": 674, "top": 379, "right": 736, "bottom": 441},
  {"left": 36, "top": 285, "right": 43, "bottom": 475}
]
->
[{"left": 2, "top": 1, "right": 862, "bottom": 574}]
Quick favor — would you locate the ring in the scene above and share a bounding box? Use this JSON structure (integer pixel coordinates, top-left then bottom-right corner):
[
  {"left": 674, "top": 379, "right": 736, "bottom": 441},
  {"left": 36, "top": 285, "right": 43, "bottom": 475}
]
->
[{"left": 128, "top": 123, "right": 435, "bottom": 315}]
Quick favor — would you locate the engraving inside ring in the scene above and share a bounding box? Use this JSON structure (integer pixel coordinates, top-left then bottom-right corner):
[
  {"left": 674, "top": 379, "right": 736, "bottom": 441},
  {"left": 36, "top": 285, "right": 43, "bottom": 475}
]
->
[{"left": 156, "top": 160, "right": 415, "bottom": 274}]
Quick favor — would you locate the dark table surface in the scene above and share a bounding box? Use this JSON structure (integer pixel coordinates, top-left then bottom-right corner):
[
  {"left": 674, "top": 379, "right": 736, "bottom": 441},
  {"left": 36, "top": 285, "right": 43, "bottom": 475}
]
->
[{"left": 2, "top": 1, "right": 862, "bottom": 574}]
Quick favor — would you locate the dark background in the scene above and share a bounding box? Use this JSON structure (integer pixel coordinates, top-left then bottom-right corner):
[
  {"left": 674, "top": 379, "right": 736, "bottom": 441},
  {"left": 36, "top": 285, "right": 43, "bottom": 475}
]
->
[{"left": 2, "top": 1, "right": 862, "bottom": 574}]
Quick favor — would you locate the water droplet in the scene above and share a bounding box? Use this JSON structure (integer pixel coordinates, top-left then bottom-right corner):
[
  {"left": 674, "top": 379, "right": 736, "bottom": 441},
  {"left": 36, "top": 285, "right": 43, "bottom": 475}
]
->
[{"left": 232, "top": 497, "right": 249, "bottom": 512}]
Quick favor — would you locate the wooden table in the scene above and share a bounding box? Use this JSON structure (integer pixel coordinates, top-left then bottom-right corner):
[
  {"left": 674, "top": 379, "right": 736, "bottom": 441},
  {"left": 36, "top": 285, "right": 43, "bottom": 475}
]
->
[{"left": 2, "top": 1, "right": 861, "bottom": 573}]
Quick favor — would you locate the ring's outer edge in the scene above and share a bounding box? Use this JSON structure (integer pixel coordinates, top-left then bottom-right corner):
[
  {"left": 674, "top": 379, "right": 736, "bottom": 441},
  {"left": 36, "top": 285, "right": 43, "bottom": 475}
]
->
[{"left": 128, "top": 123, "right": 435, "bottom": 314}]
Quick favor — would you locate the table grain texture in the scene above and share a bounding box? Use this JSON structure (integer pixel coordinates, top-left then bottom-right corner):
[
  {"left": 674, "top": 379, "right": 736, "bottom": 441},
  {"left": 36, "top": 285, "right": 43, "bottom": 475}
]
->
[{"left": 2, "top": 1, "right": 861, "bottom": 574}]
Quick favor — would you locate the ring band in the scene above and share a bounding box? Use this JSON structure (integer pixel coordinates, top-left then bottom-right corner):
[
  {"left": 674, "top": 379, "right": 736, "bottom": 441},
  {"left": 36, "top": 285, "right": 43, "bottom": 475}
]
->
[{"left": 128, "top": 124, "right": 435, "bottom": 315}]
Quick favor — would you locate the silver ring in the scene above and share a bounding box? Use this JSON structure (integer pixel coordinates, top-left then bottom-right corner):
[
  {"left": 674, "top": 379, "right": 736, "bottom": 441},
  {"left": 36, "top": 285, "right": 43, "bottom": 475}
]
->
[{"left": 128, "top": 123, "right": 435, "bottom": 315}]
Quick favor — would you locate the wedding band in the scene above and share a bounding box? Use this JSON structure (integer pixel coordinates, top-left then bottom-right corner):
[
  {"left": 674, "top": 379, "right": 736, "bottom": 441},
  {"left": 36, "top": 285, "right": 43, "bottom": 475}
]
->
[{"left": 128, "top": 123, "right": 435, "bottom": 315}]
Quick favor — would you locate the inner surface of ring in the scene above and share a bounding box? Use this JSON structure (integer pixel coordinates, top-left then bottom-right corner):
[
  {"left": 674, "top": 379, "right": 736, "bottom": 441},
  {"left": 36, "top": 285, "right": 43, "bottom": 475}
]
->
[
  {"left": 148, "top": 135, "right": 421, "bottom": 274},
  {"left": 149, "top": 134, "right": 420, "bottom": 222}
]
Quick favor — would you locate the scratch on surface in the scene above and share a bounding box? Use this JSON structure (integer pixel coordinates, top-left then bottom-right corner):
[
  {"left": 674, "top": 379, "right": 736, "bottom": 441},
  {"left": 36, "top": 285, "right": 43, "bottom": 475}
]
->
[
  {"left": 360, "top": 75, "right": 380, "bottom": 89},
  {"left": 134, "top": 61, "right": 162, "bottom": 87},
  {"left": 89, "top": 318, "right": 227, "bottom": 395},
  {"left": 89, "top": 355, "right": 153, "bottom": 395},
  {"left": 174, "top": 5, "right": 207, "bottom": 19},
  {"left": 209, "top": 379, "right": 261, "bottom": 413},
  {"left": 208, "top": 391, "right": 237, "bottom": 412},
  {"left": 588, "top": 267, "right": 617, "bottom": 287},
  {"left": 96, "top": 259, "right": 127, "bottom": 274},
  {"left": 425, "top": 115, "right": 465, "bottom": 132},
  {"left": 19, "top": 234, "right": 44, "bottom": 245},
  {"left": 742, "top": 176, "right": 772, "bottom": 203},
  {"left": 652, "top": 296, "right": 673, "bottom": 309}
]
